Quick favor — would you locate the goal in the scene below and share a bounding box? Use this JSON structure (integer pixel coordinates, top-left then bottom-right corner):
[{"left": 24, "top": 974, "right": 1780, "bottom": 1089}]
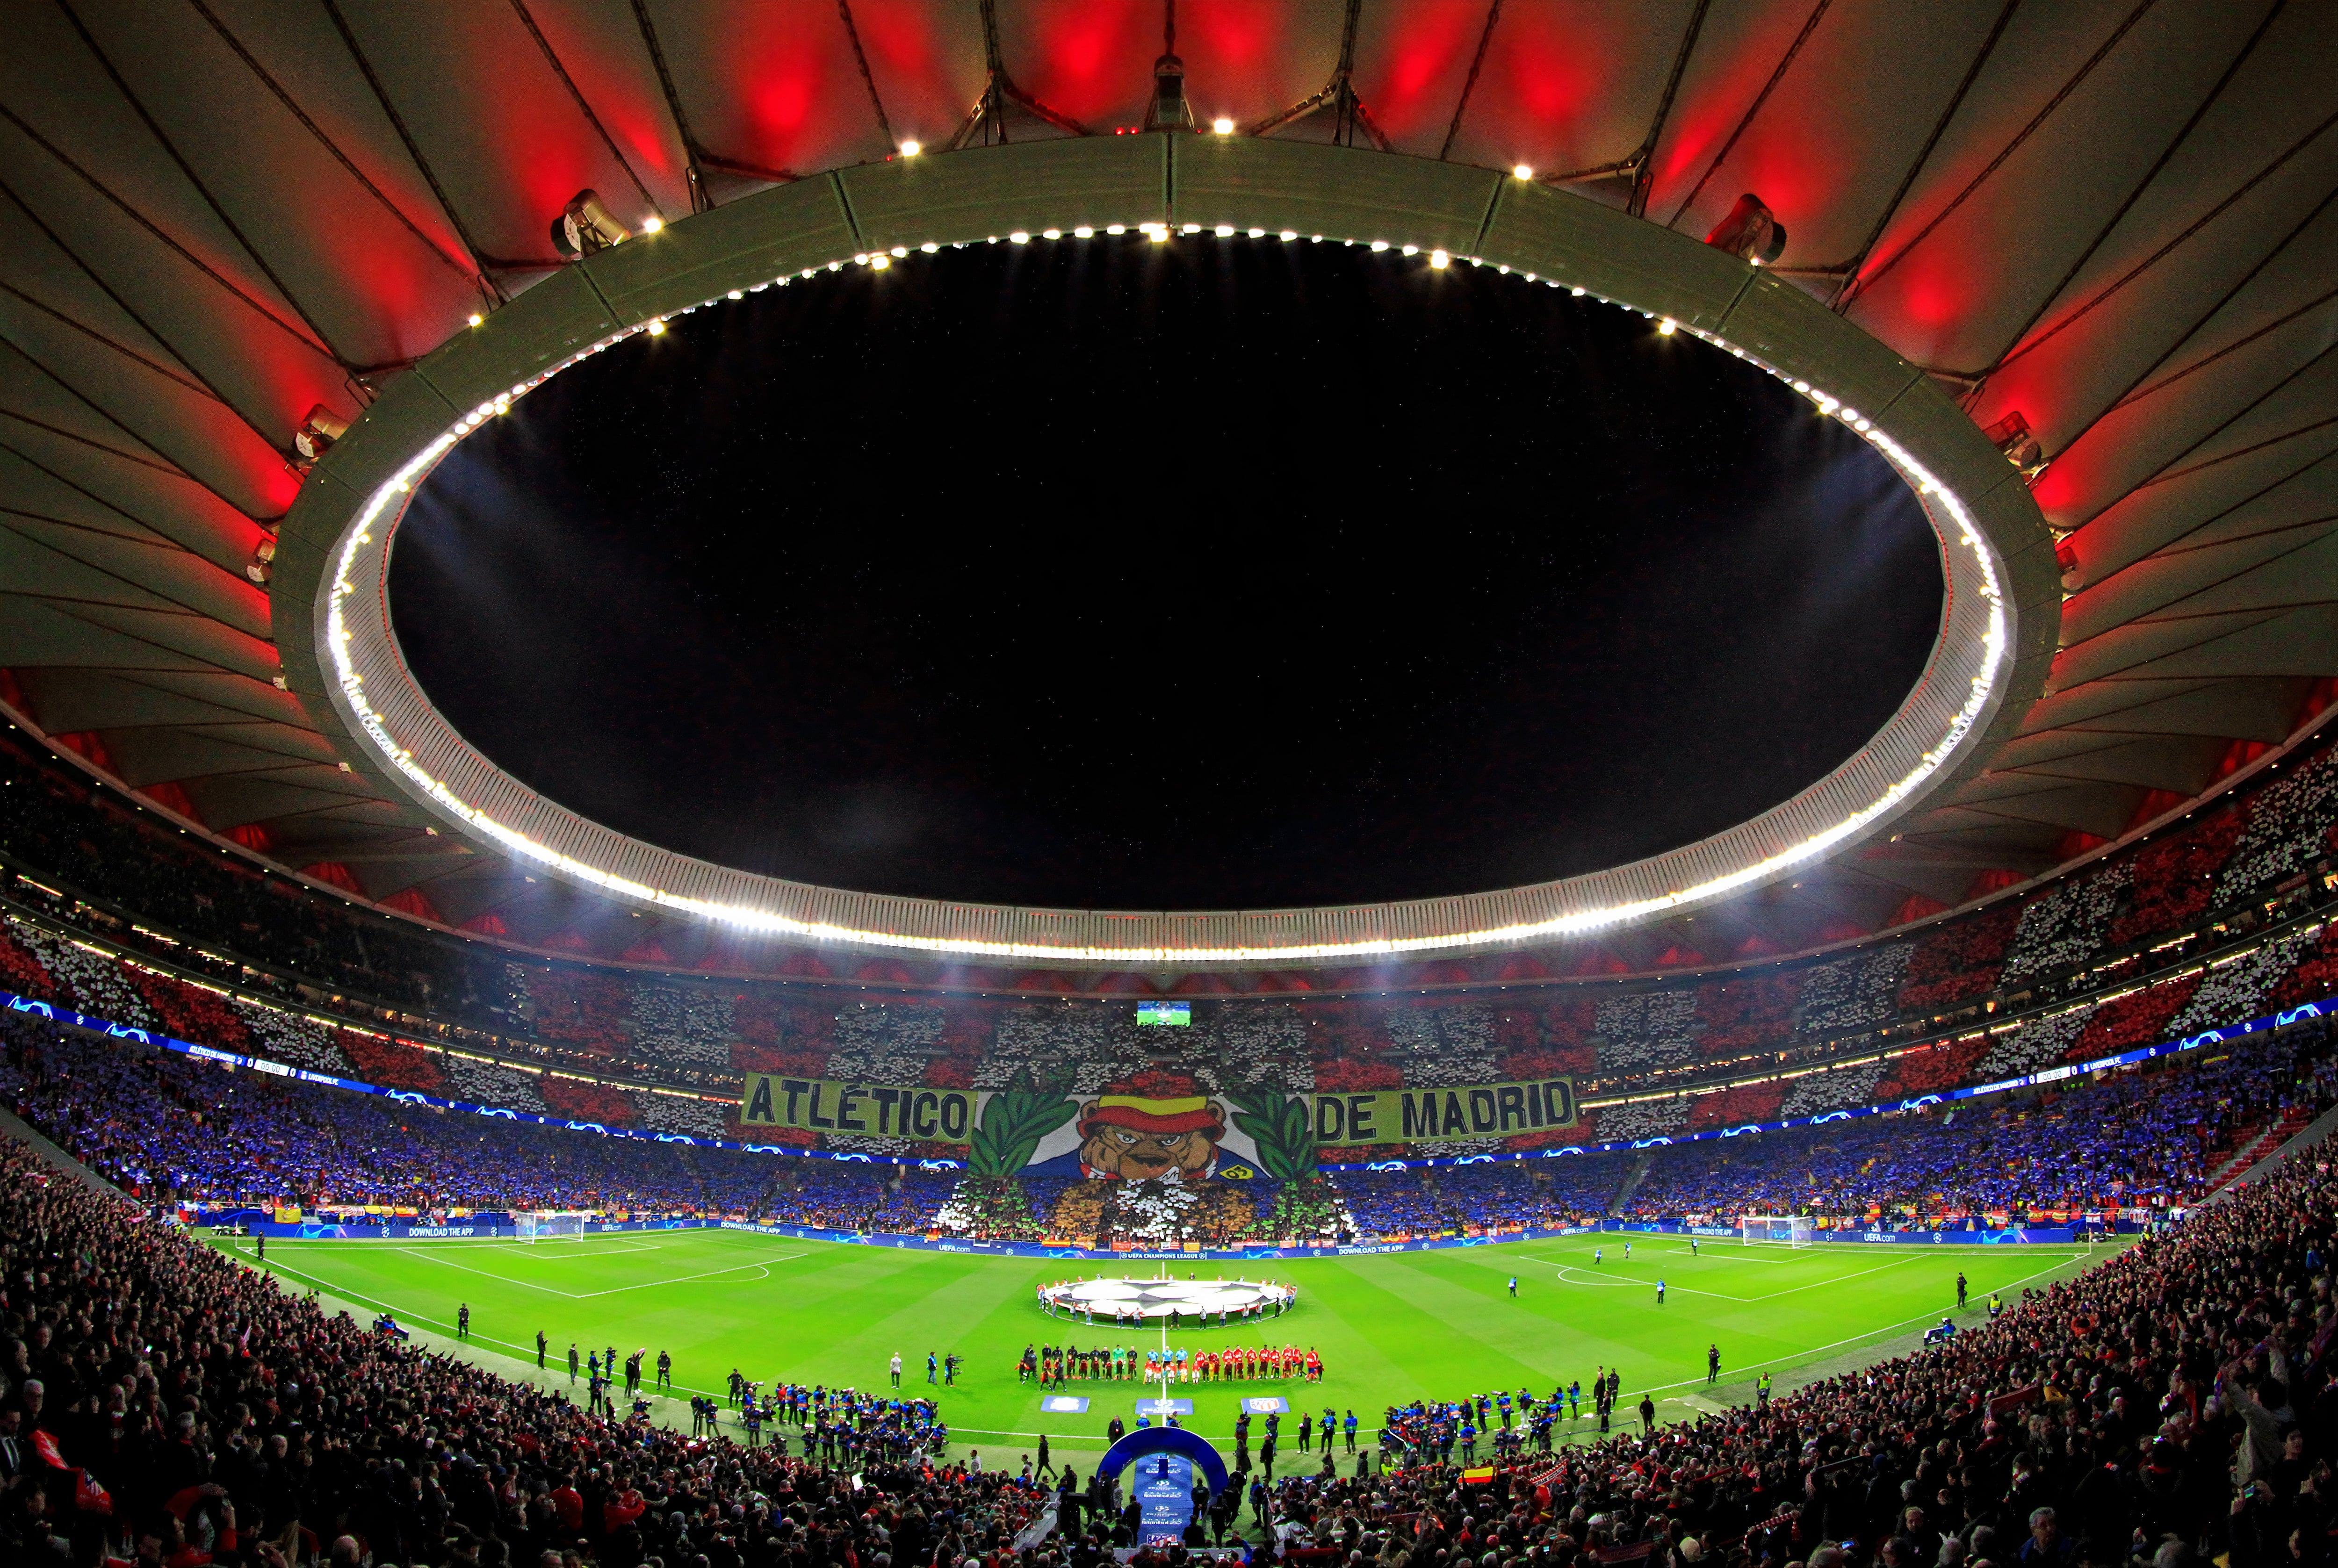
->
[
  {"left": 1739, "top": 1215, "right": 1816, "bottom": 1248},
  {"left": 514, "top": 1210, "right": 595, "bottom": 1243}
]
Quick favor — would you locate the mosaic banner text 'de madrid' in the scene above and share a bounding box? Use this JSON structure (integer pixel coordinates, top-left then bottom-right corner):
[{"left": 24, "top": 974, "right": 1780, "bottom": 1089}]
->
[
  {"left": 1308, "top": 1079, "right": 1576, "bottom": 1145},
  {"left": 735, "top": 1073, "right": 1573, "bottom": 1153}
]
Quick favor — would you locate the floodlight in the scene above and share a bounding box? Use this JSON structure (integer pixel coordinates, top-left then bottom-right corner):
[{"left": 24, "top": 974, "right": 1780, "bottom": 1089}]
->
[
  {"left": 550, "top": 189, "right": 630, "bottom": 259},
  {"left": 1982, "top": 412, "right": 2049, "bottom": 481},
  {"left": 292, "top": 404, "right": 347, "bottom": 463},
  {"left": 1704, "top": 193, "right": 1787, "bottom": 265},
  {"left": 1144, "top": 54, "right": 1194, "bottom": 132}
]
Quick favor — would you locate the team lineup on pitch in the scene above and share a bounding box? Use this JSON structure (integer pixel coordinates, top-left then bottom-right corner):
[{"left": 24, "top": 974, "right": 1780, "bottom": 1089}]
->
[{"left": 216, "top": 1226, "right": 2115, "bottom": 1461}]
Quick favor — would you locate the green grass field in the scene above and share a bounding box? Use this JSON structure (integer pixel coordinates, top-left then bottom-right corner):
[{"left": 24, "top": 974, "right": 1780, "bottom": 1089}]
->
[{"left": 213, "top": 1228, "right": 2115, "bottom": 1465}]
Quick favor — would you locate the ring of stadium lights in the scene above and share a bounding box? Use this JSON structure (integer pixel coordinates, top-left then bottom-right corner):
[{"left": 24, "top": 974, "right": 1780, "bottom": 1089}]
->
[{"left": 284, "top": 137, "right": 2049, "bottom": 967}]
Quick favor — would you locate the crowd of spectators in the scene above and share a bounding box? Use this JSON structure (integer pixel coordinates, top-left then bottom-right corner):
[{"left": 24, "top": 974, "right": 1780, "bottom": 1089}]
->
[
  {"left": 3, "top": 995, "right": 2334, "bottom": 1248},
  {"left": 0, "top": 1011, "right": 946, "bottom": 1227},
  {"left": 0, "top": 1129, "right": 1066, "bottom": 1568},
  {"left": 1618, "top": 1015, "right": 2337, "bottom": 1226},
  {"left": 1288, "top": 1118, "right": 2338, "bottom": 1568},
  {"left": 0, "top": 733, "right": 490, "bottom": 1016},
  {"left": 1334, "top": 1162, "right": 1619, "bottom": 1240},
  {"left": 2, "top": 732, "right": 2335, "bottom": 1165},
  {"left": 10, "top": 1094, "right": 2338, "bottom": 1567}
]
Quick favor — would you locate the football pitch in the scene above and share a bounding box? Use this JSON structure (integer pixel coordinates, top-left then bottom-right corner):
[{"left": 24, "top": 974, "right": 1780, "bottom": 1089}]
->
[{"left": 214, "top": 1228, "right": 2115, "bottom": 1464}]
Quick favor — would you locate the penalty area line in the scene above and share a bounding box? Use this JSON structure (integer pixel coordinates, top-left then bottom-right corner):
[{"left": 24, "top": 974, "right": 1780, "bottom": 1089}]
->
[
  {"left": 388, "top": 1247, "right": 807, "bottom": 1298},
  {"left": 1614, "top": 1248, "right": 2101, "bottom": 1403}
]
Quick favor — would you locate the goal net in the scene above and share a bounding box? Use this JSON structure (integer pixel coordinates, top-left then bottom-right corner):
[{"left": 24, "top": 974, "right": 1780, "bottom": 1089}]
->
[
  {"left": 515, "top": 1210, "right": 594, "bottom": 1243},
  {"left": 1739, "top": 1215, "right": 1815, "bottom": 1248}
]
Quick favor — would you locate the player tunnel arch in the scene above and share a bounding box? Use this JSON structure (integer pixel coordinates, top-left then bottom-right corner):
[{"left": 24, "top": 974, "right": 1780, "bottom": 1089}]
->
[{"left": 1096, "top": 1424, "right": 1230, "bottom": 1497}]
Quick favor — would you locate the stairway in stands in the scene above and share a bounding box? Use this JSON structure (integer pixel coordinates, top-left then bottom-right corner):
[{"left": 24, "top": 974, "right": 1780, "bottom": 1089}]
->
[
  {"left": 1607, "top": 1151, "right": 1655, "bottom": 1215},
  {"left": 2205, "top": 1112, "right": 2314, "bottom": 1194}
]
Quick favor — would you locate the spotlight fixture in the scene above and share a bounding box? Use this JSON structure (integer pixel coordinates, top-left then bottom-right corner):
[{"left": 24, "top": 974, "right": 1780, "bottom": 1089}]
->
[
  {"left": 899, "top": 139, "right": 922, "bottom": 157},
  {"left": 291, "top": 404, "right": 347, "bottom": 465},
  {"left": 1144, "top": 52, "right": 1194, "bottom": 132},
  {"left": 466, "top": 312, "right": 484, "bottom": 328},
  {"left": 550, "top": 189, "right": 630, "bottom": 260},
  {"left": 1981, "top": 411, "right": 2049, "bottom": 482},
  {"left": 1429, "top": 250, "right": 1450, "bottom": 269},
  {"left": 1212, "top": 116, "right": 1235, "bottom": 135},
  {"left": 245, "top": 532, "right": 277, "bottom": 586},
  {"left": 641, "top": 216, "right": 663, "bottom": 235},
  {"left": 1703, "top": 193, "right": 1787, "bottom": 265},
  {"left": 644, "top": 318, "right": 667, "bottom": 335},
  {"left": 1513, "top": 164, "right": 1534, "bottom": 180},
  {"left": 1658, "top": 318, "right": 1677, "bottom": 336}
]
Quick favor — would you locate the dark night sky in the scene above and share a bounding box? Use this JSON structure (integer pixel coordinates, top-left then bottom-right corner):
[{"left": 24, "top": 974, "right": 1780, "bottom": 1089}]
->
[{"left": 389, "top": 237, "right": 1942, "bottom": 911}]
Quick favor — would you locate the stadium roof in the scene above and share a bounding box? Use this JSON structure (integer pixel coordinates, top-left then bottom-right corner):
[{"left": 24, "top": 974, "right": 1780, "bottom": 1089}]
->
[{"left": 1, "top": 0, "right": 2332, "bottom": 983}]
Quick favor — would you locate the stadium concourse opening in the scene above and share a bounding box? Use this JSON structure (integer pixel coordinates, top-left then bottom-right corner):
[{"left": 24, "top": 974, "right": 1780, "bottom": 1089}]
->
[{"left": 390, "top": 237, "right": 1941, "bottom": 913}]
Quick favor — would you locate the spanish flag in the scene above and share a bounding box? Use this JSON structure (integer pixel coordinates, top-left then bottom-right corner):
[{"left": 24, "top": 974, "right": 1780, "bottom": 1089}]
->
[{"left": 1460, "top": 1466, "right": 1496, "bottom": 1485}]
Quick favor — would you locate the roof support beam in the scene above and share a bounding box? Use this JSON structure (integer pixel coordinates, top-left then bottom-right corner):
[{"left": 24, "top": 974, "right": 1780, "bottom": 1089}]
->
[
  {"left": 1244, "top": 0, "right": 1385, "bottom": 151},
  {"left": 1533, "top": 0, "right": 1711, "bottom": 213},
  {"left": 0, "top": 100, "right": 339, "bottom": 367},
  {"left": 184, "top": 0, "right": 483, "bottom": 291},
  {"left": 1663, "top": 0, "right": 1832, "bottom": 232},
  {"left": 2144, "top": 408, "right": 2338, "bottom": 491},
  {"left": 2062, "top": 179, "right": 2338, "bottom": 453},
  {"left": 836, "top": 0, "right": 897, "bottom": 153},
  {"left": 1981, "top": 0, "right": 2285, "bottom": 370},
  {"left": 1789, "top": 0, "right": 2021, "bottom": 307},
  {"left": 946, "top": 0, "right": 1089, "bottom": 151},
  {"left": 0, "top": 174, "right": 294, "bottom": 459},
  {"left": 53, "top": 0, "right": 354, "bottom": 369},
  {"left": 0, "top": 331, "right": 283, "bottom": 522},
  {"left": 1990, "top": 101, "right": 2338, "bottom": 377},
  {"left": 513, "top": 0, "right": 669, "bottom": 223},
  {"left": 1840, "top": 0, "right": 2157, "bottom": 310},
  {"left": 1437, "top": 0, "right": 1502, "bottom": 163},
  {"left": 317, "top": 0, "right": 532, "bottom": 293},
  {"left": 621, "top": 0, "right": 709, "bottom": 211},
  {"left": 0, "top": 278, "right": 222, "bottom": 405}
]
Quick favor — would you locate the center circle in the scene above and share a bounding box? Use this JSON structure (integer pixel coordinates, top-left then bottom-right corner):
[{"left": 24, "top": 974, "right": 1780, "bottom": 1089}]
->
[
  {"left": 1042, "top": 1276, "right": 1297, "bottom": 1321},
  {"left": 388, "top": 239, "right": 1941, "bottom": 913}
]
